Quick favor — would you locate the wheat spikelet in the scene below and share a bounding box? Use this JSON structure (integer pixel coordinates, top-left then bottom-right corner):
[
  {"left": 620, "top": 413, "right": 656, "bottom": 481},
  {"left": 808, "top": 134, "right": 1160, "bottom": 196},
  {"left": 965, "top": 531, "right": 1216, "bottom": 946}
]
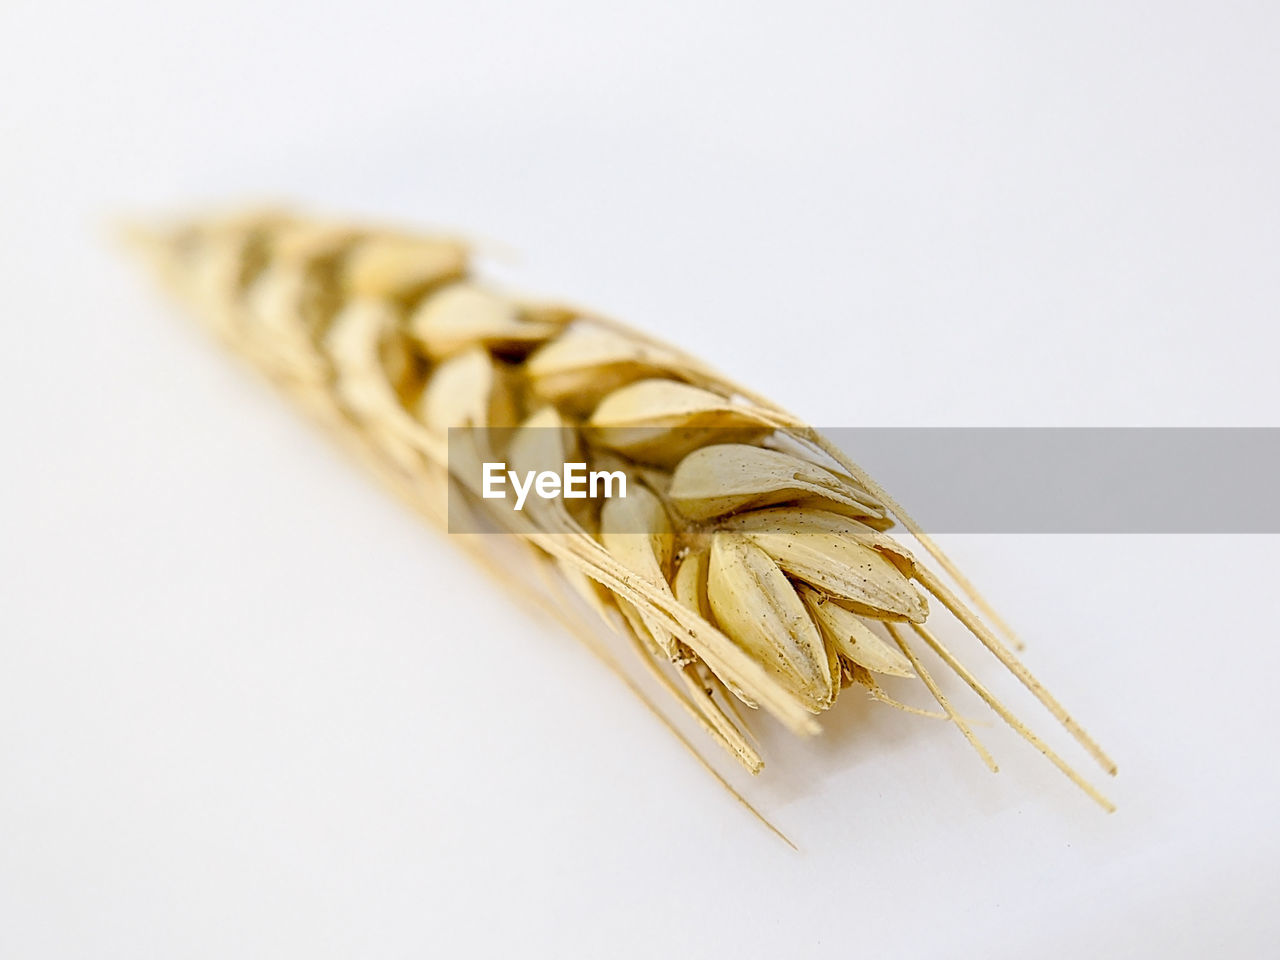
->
[{"left": 129, "top": 209, "right": 1116, "bottom": 813}]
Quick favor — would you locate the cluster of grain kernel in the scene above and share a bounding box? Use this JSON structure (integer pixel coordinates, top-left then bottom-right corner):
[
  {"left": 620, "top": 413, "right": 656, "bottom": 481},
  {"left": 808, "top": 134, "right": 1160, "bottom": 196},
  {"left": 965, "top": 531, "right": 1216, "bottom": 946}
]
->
[{"left": 135, "top": 211, "right": 1114, "bottom": 806}]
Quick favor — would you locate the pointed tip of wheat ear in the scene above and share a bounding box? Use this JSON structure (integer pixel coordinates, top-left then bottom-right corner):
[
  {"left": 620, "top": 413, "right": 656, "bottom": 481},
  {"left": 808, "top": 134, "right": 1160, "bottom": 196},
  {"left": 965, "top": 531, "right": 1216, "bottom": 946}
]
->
[
  {"left": 113, "top": 219, "right": 166, "bottom": 257},
  {"left": 114, "top": 219, "right": 197, "bottom": 286}
]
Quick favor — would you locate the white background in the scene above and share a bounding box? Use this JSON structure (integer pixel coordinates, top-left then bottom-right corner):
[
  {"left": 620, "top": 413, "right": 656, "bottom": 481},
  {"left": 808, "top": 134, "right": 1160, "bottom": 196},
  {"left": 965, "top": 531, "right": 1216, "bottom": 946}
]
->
[{"left": 3, "top": 2, "right": 1278, "bottom": 957}]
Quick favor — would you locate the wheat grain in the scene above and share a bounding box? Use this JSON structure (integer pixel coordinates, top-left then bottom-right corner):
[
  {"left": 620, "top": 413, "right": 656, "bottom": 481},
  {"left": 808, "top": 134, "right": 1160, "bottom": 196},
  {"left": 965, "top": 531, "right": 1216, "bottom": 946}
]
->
[{"left": 129, "top": 210, "right": 1116, "bottom": 813}]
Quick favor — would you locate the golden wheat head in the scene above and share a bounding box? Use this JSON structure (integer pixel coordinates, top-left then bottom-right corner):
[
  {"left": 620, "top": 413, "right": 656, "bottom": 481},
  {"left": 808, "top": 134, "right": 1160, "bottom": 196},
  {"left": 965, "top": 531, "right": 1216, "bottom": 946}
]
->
[{"left": 129, "top": 210, "right": 1116, "bottom": 824}]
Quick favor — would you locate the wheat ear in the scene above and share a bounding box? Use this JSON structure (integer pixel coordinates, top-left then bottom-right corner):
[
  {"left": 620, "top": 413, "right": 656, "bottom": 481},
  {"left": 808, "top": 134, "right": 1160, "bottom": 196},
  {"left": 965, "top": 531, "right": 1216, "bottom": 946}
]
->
[{"left": 128, "top": 210, "right": 1115, "bottom": 812}]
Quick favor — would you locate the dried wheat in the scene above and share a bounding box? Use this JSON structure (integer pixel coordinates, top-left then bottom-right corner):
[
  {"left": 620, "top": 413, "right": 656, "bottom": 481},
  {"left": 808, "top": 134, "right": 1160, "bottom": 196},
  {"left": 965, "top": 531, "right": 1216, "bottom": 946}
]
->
[{"left": 129, "top": 210, "right": 1116, "bottom": 814}]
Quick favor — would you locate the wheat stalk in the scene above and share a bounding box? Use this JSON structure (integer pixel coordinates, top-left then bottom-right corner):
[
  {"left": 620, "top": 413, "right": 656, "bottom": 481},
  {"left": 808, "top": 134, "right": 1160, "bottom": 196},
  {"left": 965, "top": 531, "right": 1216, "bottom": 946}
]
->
[{"left": 129, "top": 209, "right": 1116, "bottom": 813}]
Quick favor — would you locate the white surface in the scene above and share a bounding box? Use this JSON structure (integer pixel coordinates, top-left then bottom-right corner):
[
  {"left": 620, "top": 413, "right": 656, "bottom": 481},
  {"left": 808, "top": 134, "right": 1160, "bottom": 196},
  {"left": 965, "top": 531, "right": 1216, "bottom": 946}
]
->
[{"left": 3, "top": 2, "right": 1278, "bottom": 957}]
